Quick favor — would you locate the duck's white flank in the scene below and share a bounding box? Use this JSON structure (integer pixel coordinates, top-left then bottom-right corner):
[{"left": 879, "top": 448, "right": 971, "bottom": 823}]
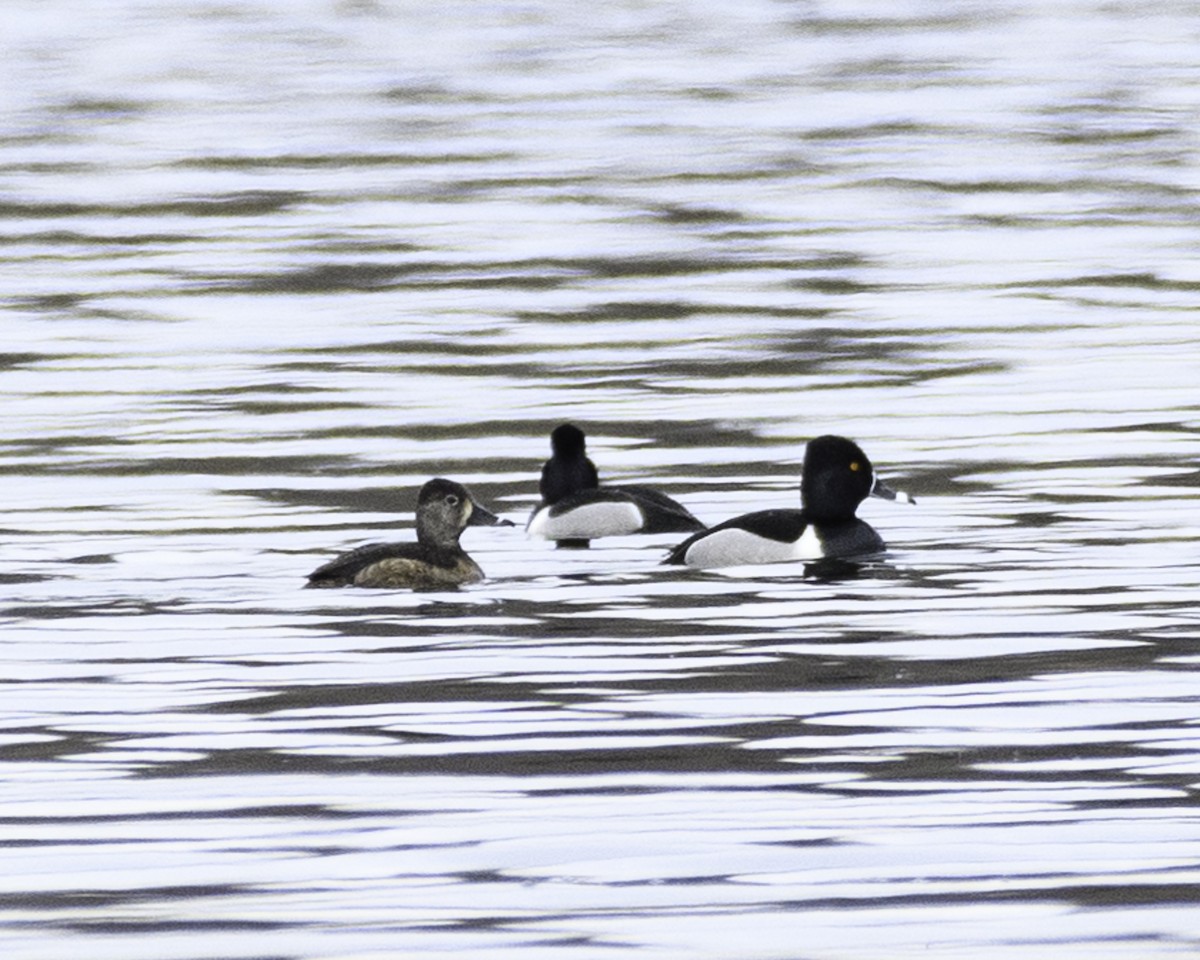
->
[
  {"left": 683, "top": 524, "right": 822, "bottom": 568},
  {"left": 527, "top": 499, "right": 644, "bottom": 539}
]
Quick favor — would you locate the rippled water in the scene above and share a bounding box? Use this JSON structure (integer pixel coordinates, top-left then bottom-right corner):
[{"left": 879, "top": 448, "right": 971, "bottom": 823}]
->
[{"left": 4, "top": 1, "right": 1200, "bottom": 957}]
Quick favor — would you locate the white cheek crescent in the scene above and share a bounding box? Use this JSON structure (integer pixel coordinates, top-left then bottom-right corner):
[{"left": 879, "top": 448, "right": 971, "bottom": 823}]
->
[
  {"left": 683, "top": 524, "right": 823, "bottom": 568},
  {"left": 527, "top": 500, "right": 645, "bottom": 540}
]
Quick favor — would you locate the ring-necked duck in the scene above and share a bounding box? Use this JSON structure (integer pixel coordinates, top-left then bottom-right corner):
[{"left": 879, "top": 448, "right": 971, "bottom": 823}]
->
[
  {"left": 527, "top": 424, "right": 705, "bottom": 545},
  {"left": 306, "top": 478, "right": 512, "bottom": 589},
  {"left": 664, "top": 435, "right": 913, "bottom": 568}
]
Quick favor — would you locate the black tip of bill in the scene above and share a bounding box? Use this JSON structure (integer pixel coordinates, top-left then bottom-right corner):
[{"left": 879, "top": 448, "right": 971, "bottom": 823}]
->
[
  {"left": 470, "top": 504, "right": 516, "bottom": 527},
  {"left": 872, "top": 478, "right": 916, "bottom": 506}
]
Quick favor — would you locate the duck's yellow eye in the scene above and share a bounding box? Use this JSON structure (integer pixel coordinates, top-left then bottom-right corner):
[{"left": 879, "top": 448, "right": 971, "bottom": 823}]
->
[{"left": 849, "top": 461, "right": 861, "bottom": 472}]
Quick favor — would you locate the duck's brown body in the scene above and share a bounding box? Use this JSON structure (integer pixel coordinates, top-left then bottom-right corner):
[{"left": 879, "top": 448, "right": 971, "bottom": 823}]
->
[{"left": 306, "top": 542, "right": 484, "bottom": 589}]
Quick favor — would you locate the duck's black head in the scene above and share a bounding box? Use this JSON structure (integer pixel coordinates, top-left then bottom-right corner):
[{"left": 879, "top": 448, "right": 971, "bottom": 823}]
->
[
  {"left": 550, "top": 423, "right": 587, "bottom": 458},
  {"left": 541, "top": 424, "right": 599, "bottom": 503},
  {"left": 800, "top": 435, "right": 879, "bottom": 522}
]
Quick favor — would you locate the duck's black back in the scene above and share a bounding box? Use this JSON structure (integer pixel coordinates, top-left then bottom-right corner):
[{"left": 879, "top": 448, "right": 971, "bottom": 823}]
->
[{"left": 611, "top": 484, "right": 705, "bottom": 533}]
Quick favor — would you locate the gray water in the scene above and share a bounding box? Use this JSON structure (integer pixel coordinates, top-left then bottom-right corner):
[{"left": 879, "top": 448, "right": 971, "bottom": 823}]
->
[{"left": 3, "top": 1, "right": 1200, "bottom": 957}]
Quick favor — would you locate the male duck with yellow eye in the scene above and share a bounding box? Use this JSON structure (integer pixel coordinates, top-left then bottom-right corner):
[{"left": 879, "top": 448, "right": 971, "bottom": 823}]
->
[
  {"left": 306, "top": 478, "right": 512, "bottom": 589},
  {"left": 527, "top": 423, "right": 705, "bottom": 546},
  {"left": 664, "top": 435, "right": 914, "bottom": 568}
]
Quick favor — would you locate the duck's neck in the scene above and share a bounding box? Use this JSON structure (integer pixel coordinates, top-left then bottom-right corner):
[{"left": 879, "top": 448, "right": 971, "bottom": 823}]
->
[
  {"left": 417, "top": 519, "right": 462, "bottom": 550},
  {"left": 541, "top": 456, "right": 599, "bottom": 503}
]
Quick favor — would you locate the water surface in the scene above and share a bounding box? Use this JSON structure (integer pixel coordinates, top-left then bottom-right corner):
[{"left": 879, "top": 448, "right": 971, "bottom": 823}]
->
[{"left": 3, "top": 1, "right": 1200, "bottom": 958}]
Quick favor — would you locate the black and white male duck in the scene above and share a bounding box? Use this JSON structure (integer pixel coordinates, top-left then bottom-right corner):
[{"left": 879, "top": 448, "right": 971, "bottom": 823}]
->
[
  {"left": 307, "top": 478, "right": 512, "bottom": 589},
  {"left": 527, "top": 424, "right": 705, "bottom": 545},
  {"left": 664, "top": 435, "right": 913, "bottom": 568}
]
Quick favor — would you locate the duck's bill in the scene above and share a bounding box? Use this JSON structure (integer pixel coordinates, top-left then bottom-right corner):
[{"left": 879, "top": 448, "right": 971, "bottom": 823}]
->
[
  {"left": 469, "top": 502, "right": 516, "bottom": 527},
  {"left": 871, "top": 477, "right": 916, "bottom": 505}
]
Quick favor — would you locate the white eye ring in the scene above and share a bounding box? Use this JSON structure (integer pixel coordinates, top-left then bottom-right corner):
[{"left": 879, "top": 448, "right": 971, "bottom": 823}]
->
[{"left": 446, "top": 495, "right": 460, "bottom": 506}]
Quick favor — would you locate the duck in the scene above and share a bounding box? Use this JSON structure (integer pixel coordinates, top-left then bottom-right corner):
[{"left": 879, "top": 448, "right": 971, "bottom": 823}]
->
[
  {"left": 306, "top": 478, "right": 512, "bottom": 589},
  {"left": 527, "top": 423, "right": 706, "bottom": 545},
  {"left": 663, "top": 435, "right": 913, "bottom": 568}
]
